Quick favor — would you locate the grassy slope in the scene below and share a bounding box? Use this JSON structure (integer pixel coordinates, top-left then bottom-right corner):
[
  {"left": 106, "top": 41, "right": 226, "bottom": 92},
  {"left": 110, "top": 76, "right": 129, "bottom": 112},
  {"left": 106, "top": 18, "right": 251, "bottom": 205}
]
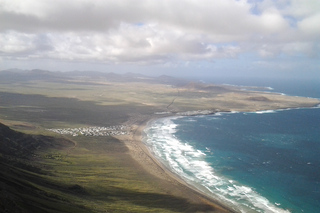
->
[
  {"left": 44, "top": 136, "right": 217, "bottom": 212},
  {"left": 0, "top": 122, "right": 91, "bottom": 213},
  {"left": 0, "top": 123, "right": 216, "bottom": 213}
]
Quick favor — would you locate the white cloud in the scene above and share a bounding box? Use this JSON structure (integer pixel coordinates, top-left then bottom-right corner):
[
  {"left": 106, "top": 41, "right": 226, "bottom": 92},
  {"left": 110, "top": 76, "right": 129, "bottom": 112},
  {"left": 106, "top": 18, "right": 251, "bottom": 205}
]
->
[
  {"left": 0, "top": 32, "right": 36, "bottom": 54},
  {"left": 0, "top": 0, "right": 319, "bottom": 66},
  {"left": 297, "top": 13, "right": 320, "bottom": 39},
  {"left": 284, "top": 0, "right": 320, "bottom": 18}
]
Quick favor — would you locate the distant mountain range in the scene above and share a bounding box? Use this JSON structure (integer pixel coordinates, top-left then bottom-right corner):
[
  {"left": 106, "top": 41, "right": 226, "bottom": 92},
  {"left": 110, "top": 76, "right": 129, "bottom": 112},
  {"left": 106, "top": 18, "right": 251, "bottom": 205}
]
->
[
  {"left": 0, "top": 69, "right": 189, "bottom": 86},
  {"left": 0, "top": 69, "right": 234, "bottom": 93}
]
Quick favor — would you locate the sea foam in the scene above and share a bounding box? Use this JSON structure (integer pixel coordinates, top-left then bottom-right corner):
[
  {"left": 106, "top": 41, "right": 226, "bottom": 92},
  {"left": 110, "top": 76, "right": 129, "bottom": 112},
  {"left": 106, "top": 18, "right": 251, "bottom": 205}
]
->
[
  {"left": 254, "top": 110, "right": 276, "bottom": 114},
  {"left": 144, "top": 117, "right": 290, "bottom": 213}
]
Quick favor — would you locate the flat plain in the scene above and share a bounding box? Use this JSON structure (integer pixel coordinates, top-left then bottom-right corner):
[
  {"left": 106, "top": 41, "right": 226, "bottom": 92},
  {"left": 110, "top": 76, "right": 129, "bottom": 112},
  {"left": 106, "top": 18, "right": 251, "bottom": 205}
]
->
[{"left": 1, "top": 70, "right": 319, "bottom": 212}]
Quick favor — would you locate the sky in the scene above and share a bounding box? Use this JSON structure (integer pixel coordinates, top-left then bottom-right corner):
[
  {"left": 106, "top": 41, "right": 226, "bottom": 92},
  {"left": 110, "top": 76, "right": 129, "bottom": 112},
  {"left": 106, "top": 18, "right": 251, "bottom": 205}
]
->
[{"left": 0, "top": 0, "right": 319, "bottom": 79}]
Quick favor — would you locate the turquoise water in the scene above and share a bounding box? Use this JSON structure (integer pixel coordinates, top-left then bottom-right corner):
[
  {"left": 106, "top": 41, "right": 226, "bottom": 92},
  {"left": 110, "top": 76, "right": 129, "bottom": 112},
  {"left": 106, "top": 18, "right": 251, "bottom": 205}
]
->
[{"left": 144, "top": 79, "right": 320, "bottom": 212}]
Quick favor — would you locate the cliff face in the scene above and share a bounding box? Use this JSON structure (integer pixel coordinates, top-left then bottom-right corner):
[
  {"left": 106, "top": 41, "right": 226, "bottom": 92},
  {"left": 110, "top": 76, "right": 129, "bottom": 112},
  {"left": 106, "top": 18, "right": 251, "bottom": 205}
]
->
[{"left": 0, "top": 123, "right": 88, "bottom": 213}]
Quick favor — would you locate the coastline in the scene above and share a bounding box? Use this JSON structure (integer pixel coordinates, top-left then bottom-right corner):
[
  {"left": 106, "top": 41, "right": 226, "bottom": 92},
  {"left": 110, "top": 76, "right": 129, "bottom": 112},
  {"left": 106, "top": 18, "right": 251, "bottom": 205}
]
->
[
  {"left": 117, "top": 114, "right": 238, "bottom": 213},
  {"left": 1, "top": 70, "right": 320, "bottom": 212},
  {"left": 118, "top": 102, "right": 320, "bottom": 213}
]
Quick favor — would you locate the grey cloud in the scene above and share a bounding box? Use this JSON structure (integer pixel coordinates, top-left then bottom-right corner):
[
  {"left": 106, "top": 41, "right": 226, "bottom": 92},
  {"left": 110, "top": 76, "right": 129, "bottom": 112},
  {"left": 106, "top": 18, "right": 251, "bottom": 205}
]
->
[
  {"left": 0, "top": 0, "right": 289, "bottom": 36},
  {"left": 0, "top": 0, "right": 319, "bottom": 66}
]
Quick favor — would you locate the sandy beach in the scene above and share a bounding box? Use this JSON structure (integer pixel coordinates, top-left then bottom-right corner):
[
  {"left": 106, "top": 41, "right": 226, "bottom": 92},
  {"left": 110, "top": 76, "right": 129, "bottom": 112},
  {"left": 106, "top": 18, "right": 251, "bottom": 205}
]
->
[
  {"left": 1, "top": 70, "right": 319, "bottom": 212},
  {"left": 116, "top": 114, "right": 237, "bottom": 213}
]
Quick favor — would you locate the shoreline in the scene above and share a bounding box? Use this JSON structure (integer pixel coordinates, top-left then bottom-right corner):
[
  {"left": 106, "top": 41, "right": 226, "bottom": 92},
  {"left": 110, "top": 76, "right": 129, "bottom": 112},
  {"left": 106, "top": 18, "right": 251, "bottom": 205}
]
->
[
  {"left": 118, "top": 114, "right": 238, "bottom": 213},
  {"left": 119, "top": 104, "right": 320, "bottom": 213}
]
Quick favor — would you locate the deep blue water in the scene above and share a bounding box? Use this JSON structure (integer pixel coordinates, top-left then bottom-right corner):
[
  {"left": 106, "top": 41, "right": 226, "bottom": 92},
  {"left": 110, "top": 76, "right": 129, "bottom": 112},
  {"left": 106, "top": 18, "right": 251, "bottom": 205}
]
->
[{"left": 144, "top": 79, "right": 320, "bottom": 213}]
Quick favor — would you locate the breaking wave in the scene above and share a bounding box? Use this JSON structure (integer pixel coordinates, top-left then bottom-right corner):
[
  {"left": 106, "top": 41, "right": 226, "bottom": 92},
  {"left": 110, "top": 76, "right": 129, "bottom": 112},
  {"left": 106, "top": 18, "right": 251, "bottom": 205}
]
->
[{"left": 144, "top": 117, "right": 290, "bottom": 213}]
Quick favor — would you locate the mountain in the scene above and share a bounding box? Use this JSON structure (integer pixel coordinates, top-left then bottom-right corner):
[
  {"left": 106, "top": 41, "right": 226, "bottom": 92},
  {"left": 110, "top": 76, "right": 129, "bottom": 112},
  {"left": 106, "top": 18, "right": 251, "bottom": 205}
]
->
[
  {"left": 0, "top": 123, "right": 89, "bottom": 213},
  {"left": 0, "top": 69, "right": 68, "bottom": 83},
  {"left": 0, "top": 69, "right": 190, "bottom": 87}
]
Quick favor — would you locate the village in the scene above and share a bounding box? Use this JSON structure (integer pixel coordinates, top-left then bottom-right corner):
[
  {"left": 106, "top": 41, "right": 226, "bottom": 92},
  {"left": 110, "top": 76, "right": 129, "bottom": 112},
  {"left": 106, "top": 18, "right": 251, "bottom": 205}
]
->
[{"left": 47, "top": 125, "right": 129, "bottom": 137}]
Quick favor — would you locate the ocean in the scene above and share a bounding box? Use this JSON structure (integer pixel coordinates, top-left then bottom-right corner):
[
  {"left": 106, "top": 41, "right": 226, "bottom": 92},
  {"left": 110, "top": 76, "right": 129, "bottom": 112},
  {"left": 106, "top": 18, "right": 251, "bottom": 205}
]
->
[{"left": 143, "top": 78, "right": 320, "bottom": 213}]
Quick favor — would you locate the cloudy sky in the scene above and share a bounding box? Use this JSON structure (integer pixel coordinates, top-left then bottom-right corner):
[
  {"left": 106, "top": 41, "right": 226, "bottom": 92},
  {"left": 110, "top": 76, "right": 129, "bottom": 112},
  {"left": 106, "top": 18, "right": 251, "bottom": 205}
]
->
[{"left": 1, "top": 0, "right": 319, "bottom": 78}]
